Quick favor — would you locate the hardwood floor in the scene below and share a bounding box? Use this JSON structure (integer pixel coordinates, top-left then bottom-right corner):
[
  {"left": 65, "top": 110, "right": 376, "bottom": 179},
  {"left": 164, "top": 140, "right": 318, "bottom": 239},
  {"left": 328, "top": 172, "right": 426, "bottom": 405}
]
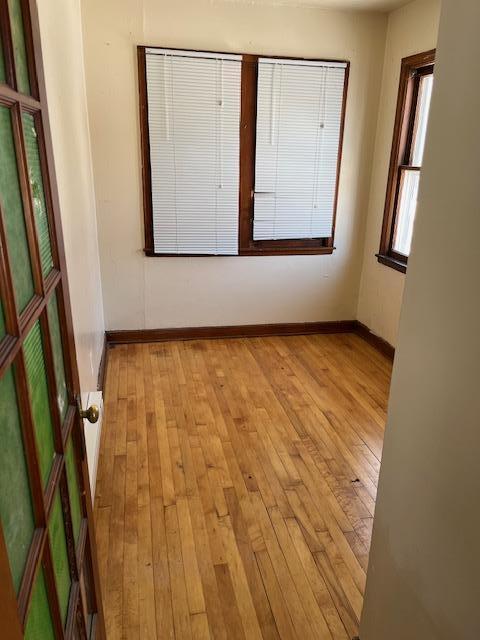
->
[{"left": 94, "top": 333, "right": 392, "bottom": 639}]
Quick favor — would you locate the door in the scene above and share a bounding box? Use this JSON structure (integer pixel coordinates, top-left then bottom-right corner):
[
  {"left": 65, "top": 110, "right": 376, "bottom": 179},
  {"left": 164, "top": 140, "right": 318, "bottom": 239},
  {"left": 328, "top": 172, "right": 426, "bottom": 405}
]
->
[{"left": 0, "top": 1, "right": 105, "bottom": 638}]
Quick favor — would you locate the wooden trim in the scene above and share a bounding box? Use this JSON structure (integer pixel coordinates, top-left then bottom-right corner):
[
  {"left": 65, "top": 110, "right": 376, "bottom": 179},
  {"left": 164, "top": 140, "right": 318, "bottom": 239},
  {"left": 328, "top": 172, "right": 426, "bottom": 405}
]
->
[
  {"left": 65, "top": 581, "right": 81, "bottom": 639},
  {"left": 354, "top": 321, "right": 395, "bottom": 361},
  {"left": 61, "top": 405, "right": 76, "bottom": 450},
  {"left": 237, "top": 246, "right": 335, "bottom": 257},
  {"left": 75, "top": 521, "right": 88, "bottom": 574},
  {"left": 97, "top": 333, "right": 108, "bottom": 391},
  {"left": 139, "top": 46, "right": 349, "bottom": 256},
  {"left": 376, "top": 252, "right": 407, "bottom": 274},
  {"left": 19, "top": 0, "right": 39, "bottom": 100},
  {"left": 0, "top": 0, "right": 16, "bottom": 90},
  {"left": 106, "top": 320, "right": 358, "bottom": 345},
  {"left": 59, "top": 471, "right": 79, "bottom": 581},
  {"left": 106, "top": 319, "right": 395, "bottom": 360},
  {"left": 331, "top": 60, "right": 349, "bottom": 247},
  {"left": 144, "top": 247, "right": 335, "bottom": 257},
  {"left": 238, "top": 53, "right": 258, "bottom": 253},
  {"left": 0, "top": 200, "right": 20, "bottom": 339},
  {"left": 44, "top": 454, "right": 64, "bottom": 521},
  {"left": 378, "top": 49, "right": 435, "bottom": 272},
  {"left": 137, "top": 47, "right": 154, "bottom": 255},
  {"left": 17, "top": 529, "right": 44, "bottom": 626},
  {"left": 0, "top": 527, "right": 23, "bottom": 640},
  {"left": 42, "top": 534, "right": 65, "bottom": 638},
  {"left": 0, "top": 84, "right": 41, "bottom": 110}
]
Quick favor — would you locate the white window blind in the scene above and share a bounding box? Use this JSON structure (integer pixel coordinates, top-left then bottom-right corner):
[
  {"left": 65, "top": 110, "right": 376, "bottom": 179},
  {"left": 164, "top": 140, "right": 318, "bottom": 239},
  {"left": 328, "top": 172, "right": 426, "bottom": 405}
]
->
[
  {"left": 254, "top": 58, "right": 347, "bottom": 241},
  {"left": 145, "top": 48, "right": 241, "bottom": 255}
]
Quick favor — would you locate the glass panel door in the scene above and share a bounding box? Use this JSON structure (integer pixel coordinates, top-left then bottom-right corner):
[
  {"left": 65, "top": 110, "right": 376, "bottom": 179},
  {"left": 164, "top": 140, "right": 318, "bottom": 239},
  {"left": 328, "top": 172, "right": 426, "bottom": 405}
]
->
[{"left": 0, "top": 2, "right": 105, "bottom": 638}]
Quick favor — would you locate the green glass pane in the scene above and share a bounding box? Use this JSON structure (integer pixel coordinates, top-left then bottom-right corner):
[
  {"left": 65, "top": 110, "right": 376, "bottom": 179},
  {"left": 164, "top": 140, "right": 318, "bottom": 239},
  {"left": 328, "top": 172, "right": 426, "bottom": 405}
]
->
[
  {"left": 0, "top": 366, "right": 35, "bottom": 593},
  {"left": 23, "top": 113, "right": 54, "bottom": 277},
  {"left": 24, "top": 321, "right": 55, "bottom": 488},
  {"left": 0, "top": 106, "right": 35, "bottom": 312},
  {"left": 24, "top": 569, "right": 55, "bottom": 640},
  {"left": 8, "top": 0, "right": 30, "bottom": 95},
  {"left": 49, "top": 490, "right": 71, "bottom": 625},
  {"left": 47, "top": 292, "right": 68, "bottom": 421},
  {"left": 65, "top": 438, "right": 82, "bottom": 543},
  {"left": 0, "top": 29, "right": 6, "bottom": 84}
]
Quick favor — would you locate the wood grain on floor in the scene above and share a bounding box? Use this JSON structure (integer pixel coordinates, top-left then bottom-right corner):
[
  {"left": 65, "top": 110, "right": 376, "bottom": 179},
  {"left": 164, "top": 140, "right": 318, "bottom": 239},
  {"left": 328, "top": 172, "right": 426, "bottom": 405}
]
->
[{"left": 94, "top": 333, "right": 391, "bottom": 639}]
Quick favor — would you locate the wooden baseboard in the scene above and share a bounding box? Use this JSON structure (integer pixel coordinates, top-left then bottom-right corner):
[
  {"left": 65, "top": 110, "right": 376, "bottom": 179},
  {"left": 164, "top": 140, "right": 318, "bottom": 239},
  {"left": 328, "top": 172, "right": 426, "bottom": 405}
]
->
[
  {"left": 106, "top": 320, "right": 357, "bottom": 346},
  {"left": 354, "top": 321, "right": 395, "bottom": 360},
  {"left": 97, "top": 334, "right": 108, "bottom": 391},
  {"left": 105, "top": 319, "right": 395, "bottom": 361}
]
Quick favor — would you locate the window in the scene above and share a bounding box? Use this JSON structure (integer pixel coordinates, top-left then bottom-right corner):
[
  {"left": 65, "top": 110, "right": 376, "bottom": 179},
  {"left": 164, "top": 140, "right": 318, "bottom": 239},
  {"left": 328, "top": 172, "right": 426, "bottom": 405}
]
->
[
  {"left": 139, "top": 47, "right": 349, "bottom": 256},
  {"left": 378, "top": 50, "right": 435, "bottom": 273},
  {"left": 141, "top": 48, "right": 242, "bottom": 255}
]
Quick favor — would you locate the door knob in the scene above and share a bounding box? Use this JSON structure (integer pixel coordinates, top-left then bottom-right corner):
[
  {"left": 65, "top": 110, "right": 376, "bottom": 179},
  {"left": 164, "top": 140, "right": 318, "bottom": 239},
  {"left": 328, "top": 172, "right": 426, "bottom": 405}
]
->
[{"left": 79, "top": 404, "right": 100, "bottom": 424}]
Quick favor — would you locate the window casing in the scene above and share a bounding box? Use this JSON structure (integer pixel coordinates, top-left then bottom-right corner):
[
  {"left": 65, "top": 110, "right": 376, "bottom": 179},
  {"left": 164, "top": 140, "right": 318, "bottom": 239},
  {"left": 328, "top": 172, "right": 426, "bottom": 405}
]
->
[
  {"left": 139, "top": 47, "right": 349, "bottom": 256},
  {"left": 378, "top": 50, "right": 435, "bottom": 273}
]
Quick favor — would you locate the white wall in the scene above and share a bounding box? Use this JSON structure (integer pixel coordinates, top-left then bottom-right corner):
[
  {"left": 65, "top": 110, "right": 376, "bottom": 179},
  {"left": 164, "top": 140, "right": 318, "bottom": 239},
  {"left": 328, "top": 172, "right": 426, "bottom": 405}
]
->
[
  {"left": 37, "top": 0, "right": 105, "bottom": 392},
  {"left": 361, "top": 1, "right": 480, "bottom": 638},
  {"left": 356, "top": 0, "right": 441, "bottom": 346},
  {"left": 81, "top": 0, "right": 386, "bottom": 330}
]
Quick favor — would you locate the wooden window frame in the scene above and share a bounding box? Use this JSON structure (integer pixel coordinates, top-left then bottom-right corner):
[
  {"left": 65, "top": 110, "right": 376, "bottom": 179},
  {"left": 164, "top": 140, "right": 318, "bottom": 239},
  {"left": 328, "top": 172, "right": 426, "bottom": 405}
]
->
[
  {"left": 138, "top": 47, "right": 350, "bottom": 257},
  {"left": 377, "top": 49, "right": 435, "bottom": 274}
]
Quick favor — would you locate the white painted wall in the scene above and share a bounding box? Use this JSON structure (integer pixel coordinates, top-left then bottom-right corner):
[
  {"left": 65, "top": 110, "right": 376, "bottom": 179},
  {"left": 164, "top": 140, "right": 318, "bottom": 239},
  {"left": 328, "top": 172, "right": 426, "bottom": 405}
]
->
[
  {"left": 356, "top": 0, "right": 441, "bottom": 346},
  {"left": 361, "top": 1, "right": 480, "bottom": 637},
  {"left": 36, "top": 0, "right": 105, "bottom": 392},
  {"left": 81, "top": 0, "right": 387, "bottom": 330}
]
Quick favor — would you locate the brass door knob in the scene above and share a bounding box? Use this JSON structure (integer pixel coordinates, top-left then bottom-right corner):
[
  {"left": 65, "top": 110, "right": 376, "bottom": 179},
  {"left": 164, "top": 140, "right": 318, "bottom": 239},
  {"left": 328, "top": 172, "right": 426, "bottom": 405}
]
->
[{"left": 80, "top": 404, "right": 100, "bottom": 424}]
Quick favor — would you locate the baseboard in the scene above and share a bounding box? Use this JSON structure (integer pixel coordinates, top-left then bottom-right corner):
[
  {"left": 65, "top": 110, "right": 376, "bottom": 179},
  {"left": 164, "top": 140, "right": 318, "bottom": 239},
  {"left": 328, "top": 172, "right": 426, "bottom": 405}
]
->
[
  {"left": 97, "top": 334, "right": 108, "bottom": 391},
  {"left": 106, "top": 320, "right": 358, "bottom": 345},
  {"left": 354, "top": 321, "right": 395, "bottom": 360},
  {"left": 105, "top": 319, "right": 395, "bottom": 361}
]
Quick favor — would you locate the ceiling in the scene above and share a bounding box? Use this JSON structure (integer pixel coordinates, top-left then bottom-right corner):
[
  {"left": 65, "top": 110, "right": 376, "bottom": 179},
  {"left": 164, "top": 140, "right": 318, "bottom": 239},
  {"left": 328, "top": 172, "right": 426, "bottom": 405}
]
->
[{"left": 218, "top": 0, "right": 412, "bottom": 12}]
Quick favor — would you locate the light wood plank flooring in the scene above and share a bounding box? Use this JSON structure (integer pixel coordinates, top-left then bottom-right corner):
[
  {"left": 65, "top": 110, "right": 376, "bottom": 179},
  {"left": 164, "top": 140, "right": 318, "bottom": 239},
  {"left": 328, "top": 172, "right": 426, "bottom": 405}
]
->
[{"left": 94, "top": 333, "right": 392, "bottom": 639}]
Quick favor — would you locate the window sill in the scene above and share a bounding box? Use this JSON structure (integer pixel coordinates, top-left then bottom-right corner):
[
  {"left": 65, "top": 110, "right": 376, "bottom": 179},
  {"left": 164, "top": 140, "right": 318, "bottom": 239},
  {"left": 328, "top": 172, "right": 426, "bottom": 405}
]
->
[
  {"left": 144, "top": 247, "right": 335, "bottom": 257},
  {"left": 239, "top": 246, "right": 335, "bottom": 257},
  {"left": 376, "top": 253, "right": 407, "bottom": 274}
]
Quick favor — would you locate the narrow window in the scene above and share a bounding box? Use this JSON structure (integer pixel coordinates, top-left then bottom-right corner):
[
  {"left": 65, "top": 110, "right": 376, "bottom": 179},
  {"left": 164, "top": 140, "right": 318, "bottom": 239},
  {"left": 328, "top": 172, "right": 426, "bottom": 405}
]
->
[
  {"left": 378, "top": 50, "right": 435, "bottom": 272},
  {"left": 239, "top": 56, "right": 349, "bottom": 255},
  {"left": 140, "top": 48, "right": 242, "bottom": 255}
]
